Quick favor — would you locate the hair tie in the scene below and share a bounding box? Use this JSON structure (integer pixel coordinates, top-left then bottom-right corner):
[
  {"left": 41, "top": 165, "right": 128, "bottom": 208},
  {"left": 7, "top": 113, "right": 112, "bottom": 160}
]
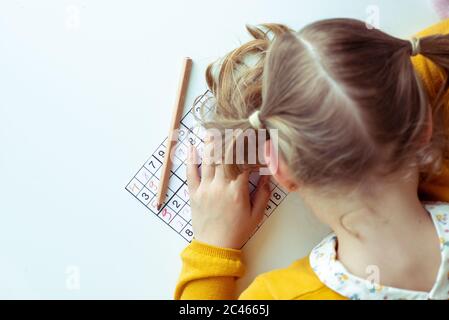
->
[
  {"left": 410, "top": 37, "right": 421, "bottom": 56},
  {"left": 248, "top": 110, "right": 263, "bottom": 129}
]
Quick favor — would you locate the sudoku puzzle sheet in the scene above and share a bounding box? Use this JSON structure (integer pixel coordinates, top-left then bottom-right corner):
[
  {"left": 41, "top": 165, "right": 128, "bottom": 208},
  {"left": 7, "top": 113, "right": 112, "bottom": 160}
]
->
[{"left": 125, "top": 91, "right": 288, "bottom": 244}]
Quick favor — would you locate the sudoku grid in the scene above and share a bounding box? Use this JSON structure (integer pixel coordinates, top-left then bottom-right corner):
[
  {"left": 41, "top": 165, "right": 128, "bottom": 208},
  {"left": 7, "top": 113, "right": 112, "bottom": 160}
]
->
[{"left": 125, "top": 91, "right": 288, "bottom": 245}]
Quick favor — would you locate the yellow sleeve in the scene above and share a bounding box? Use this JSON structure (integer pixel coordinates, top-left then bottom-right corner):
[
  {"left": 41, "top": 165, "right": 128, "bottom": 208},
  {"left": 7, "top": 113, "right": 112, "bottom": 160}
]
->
[
  {"left": 174, "top": 240, "right": 246, "bottom": 300},
  {"left": 412, "top": 19, "right": 449, "bottom": 202},
  {"left": 174, "top": 240, "right": 346, "bottom": 300}
]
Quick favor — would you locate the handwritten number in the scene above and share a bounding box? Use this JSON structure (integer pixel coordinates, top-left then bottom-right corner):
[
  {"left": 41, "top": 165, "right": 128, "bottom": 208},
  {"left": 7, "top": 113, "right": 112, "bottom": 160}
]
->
[{"left": 162, "top": 208, "right": 172, "bottom": 221}]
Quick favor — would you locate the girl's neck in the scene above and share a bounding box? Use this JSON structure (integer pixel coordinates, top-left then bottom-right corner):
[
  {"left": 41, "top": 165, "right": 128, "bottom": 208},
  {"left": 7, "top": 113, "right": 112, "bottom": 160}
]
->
[
  {"left": 301, "top": 172, "right": 441, "bottom": 292},
  {"left": 335, "top": 197, "right": 440, "bottom": 292}
]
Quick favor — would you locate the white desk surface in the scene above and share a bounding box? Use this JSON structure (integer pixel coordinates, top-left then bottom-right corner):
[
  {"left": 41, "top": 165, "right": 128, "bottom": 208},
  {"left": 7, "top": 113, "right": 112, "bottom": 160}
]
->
[{"left": 0, "top": 0, "right": 439, "bottom": 299}]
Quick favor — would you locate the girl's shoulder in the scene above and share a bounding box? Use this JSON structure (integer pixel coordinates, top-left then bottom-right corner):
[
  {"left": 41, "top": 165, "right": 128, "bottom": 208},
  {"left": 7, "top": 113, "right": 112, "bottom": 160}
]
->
[{"left": 240, "top": 255, "right": 346, "bottom": 300}]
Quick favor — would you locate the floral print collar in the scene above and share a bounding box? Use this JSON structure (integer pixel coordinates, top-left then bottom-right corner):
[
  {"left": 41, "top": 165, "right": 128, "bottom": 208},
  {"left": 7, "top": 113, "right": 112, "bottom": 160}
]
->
[{"left": 309, "top": 202, "right": 449, "bottom": 300}]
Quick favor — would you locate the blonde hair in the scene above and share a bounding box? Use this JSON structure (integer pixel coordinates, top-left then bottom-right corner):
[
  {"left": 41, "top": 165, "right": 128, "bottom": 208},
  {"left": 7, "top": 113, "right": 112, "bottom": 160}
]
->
[{"left": 198, "top": 19, "right": 449, "bottom": 193}]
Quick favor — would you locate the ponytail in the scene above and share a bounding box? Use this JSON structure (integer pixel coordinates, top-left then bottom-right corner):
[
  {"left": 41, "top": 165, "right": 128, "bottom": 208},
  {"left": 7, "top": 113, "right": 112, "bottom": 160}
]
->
[
  {"left": 419, "top": 34, "right": 449, "bottom": 108},
  {"left": 414, "top": 34, "right": 449, "bottom": 177}
]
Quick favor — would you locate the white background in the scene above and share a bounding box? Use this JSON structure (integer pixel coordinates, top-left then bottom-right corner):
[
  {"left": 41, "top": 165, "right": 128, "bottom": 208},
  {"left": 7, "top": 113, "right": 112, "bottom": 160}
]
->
[{"left": 0, "top": 0, "right": 439, "bottom": 299}]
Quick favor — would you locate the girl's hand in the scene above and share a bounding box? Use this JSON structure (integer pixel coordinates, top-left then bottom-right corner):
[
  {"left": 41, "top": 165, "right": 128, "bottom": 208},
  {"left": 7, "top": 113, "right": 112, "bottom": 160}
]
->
[{"left": 186, "top": 145, "right": 271, "bottom": 249}]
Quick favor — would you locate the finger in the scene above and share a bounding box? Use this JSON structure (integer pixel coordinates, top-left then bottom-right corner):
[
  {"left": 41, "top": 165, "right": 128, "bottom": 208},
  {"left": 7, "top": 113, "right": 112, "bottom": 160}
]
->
[
  {"left": 235, "top": 169, "right": 250, "bottom": 184},
  {"left": 251, "top": 175, "right": 271, "bottom": 222},
  {"left": 214, "top": 163, "right": 227, "bottom": 181},
  {"left": 186, "top": 145, "right": 200, "bottom": 193},
  {"left": 201, "top": 141, "right": 215, "bottom": 180}
]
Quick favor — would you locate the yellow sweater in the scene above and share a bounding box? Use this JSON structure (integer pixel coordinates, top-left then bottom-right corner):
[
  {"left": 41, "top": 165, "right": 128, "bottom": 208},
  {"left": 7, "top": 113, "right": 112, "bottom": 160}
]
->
[{"left": 174, "top": 20, "right": 449, "bottom": 300}]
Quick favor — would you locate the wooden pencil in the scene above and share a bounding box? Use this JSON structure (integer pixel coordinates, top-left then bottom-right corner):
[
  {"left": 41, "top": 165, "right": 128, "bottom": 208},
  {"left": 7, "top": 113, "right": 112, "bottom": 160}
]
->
[{"left": 156, "top": 57, "right": 193, "bottom": 210}]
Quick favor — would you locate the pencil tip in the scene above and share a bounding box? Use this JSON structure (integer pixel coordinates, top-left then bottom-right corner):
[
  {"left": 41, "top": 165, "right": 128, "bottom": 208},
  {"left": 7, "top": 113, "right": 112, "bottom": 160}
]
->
[{"left": 156, "top": 203, "right": 162, "bottom": 211}]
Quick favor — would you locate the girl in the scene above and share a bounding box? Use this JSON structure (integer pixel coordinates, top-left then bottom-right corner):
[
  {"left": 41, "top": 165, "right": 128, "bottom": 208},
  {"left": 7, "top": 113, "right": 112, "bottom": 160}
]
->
[{"left": 175, "top": 18, "right": 449, "bottom": 300}]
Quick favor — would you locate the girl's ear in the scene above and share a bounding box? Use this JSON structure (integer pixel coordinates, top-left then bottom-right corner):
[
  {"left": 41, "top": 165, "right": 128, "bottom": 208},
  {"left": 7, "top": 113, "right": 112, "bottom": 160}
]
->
[{"left": 263, "top": 139, "right": 300, "bottom": 192}]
